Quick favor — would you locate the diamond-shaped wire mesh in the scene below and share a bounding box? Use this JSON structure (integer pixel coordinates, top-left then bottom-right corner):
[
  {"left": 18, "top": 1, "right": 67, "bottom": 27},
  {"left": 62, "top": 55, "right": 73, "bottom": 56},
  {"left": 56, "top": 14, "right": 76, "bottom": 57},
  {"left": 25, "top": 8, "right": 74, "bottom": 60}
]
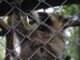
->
[{"left": 0, "top": 0, "right": 80, "bottom": 60}]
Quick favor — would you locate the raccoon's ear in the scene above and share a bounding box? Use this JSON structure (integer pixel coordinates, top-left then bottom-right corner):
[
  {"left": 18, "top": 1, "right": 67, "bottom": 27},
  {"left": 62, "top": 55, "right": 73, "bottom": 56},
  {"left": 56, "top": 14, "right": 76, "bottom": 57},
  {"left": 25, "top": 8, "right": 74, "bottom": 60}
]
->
[
  {"left": 59, "top": 17, "right": 69, "bottom": 24},
  {"left": 53, "top": 15, "right": 69, "bottom": 23}
]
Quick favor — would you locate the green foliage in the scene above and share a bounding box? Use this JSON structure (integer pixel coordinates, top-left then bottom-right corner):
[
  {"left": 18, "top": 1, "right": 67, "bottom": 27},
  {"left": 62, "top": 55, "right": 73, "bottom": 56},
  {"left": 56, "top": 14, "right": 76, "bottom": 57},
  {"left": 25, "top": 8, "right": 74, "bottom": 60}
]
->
[
  {"left": 63, "top": 4, "right": 79, "bottom": 15},
  {"left": 64, "top": 27, "right": 79, "bottom": 60},
  {"left": 53, "top": 4, "right": 80, "bottom": 16}
]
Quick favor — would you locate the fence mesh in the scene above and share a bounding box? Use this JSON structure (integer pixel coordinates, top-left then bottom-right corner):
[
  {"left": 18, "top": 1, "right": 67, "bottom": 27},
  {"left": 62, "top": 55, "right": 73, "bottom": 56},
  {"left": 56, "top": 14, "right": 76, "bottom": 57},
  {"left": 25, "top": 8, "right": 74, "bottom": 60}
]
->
[{"left": 0, "top": 0, "right": 80, "bottom": 60}]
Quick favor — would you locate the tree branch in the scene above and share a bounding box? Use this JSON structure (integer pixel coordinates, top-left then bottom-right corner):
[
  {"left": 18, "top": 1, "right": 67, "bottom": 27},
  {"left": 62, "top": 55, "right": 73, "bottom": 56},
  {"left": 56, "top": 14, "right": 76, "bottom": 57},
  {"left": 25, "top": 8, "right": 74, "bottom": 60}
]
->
[{"left": 64, "top": 20, "right": 80, "bottom": 29}]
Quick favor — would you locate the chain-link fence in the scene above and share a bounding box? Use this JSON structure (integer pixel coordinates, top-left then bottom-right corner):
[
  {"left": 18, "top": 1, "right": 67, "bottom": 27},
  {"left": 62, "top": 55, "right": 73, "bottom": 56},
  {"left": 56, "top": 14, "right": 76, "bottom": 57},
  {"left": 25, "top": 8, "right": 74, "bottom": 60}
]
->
[{"left": 0, "top": 0, "right": 80, "bottom": 60}]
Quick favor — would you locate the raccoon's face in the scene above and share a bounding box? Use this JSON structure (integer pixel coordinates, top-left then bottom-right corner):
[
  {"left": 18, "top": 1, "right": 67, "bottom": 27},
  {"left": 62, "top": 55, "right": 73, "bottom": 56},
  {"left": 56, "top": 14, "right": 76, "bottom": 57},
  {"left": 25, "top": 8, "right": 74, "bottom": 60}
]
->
[
  {"left": 28, "top": 12, "right": 68, "bottom": 31},
  {"left": 28, "top": 12, "right": 51, "bottom": 24}
]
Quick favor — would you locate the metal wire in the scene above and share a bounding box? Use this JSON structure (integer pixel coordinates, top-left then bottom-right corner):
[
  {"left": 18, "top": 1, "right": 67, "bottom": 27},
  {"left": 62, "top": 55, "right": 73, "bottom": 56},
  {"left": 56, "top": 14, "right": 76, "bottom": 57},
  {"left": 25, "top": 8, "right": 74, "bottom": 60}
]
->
[{"left": 0, "top": 0, "right": 79, "bottom": 60}]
